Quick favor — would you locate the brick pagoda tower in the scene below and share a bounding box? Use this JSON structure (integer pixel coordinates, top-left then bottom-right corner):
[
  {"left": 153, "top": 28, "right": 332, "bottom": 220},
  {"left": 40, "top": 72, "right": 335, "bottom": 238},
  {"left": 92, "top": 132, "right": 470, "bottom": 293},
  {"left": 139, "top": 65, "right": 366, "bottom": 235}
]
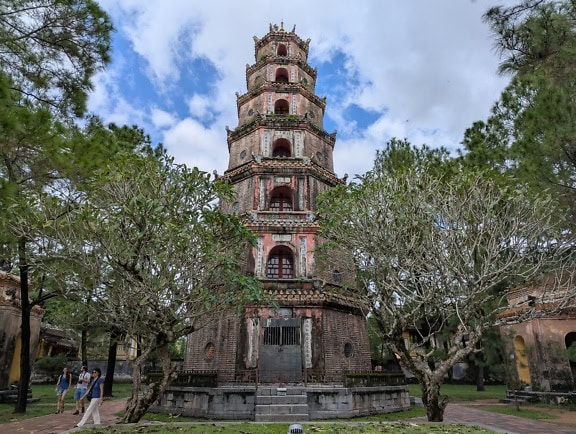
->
[{"left": 184, "top": 23, "right": 371, "bottom": 384}]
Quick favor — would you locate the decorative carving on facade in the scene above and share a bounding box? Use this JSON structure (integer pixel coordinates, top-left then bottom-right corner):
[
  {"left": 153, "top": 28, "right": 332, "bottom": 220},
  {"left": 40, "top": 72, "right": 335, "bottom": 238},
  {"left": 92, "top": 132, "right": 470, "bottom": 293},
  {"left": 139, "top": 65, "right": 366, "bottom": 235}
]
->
[
  {"left": 299, "top": 237, "right": 307, "bottom": 277},
  {"left": 255, "top": 236, "right": 264, "bottom": 277},
  {"left": 298, "top": 178, "right": 305, "bottom": 210}
]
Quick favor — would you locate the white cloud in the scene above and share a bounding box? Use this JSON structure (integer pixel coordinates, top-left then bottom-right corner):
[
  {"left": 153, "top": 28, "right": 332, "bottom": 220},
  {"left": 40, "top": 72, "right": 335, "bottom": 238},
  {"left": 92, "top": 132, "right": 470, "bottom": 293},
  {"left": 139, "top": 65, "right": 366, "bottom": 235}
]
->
[
  {"left": 161, "top": 118, "right": 227, "bottom": 175},
  {"left": 187, "top": 94, "right": 215, "bottom": 122},
  {"left": 151, "top": 108, "right": 177, "bottom": 129},
  {"left": 90, "top": 0, "right": 514, "bottom": 177}
]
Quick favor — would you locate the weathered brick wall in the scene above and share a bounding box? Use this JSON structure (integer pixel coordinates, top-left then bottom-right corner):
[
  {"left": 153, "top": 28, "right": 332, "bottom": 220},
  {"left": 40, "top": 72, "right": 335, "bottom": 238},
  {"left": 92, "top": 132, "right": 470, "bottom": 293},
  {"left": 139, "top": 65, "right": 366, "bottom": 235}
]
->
[
  {"left": 255, "top": 37, "right": 309, "bottom": 64},
  {"left": 227, "top": 128, "right": 334, "bottom": 173},
  {"left": 246, "top": 64, "right": 315, "bottom": 91},
  {"left": 222, "top": 173, "right": 335, "bottom": 215},
  {"left": 308, "top": 175, "right": 334, "bottom": 209},
  {"left": 227, "top": 130, "right": 263, "bottom": 169},
  {"left": 314, "top": 236, "right": 358, "bottom": 289},
  {"left": 322, "top": 309, "right": 371, "bottom": 379},
  {"left": 184, "top": 311, "right": 241, "bottom": 382}
]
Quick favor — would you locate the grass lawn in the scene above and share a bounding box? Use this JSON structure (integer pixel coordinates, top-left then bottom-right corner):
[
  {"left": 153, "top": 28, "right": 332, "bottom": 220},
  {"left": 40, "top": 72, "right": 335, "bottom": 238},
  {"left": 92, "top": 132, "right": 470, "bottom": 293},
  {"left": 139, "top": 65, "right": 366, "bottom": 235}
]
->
[{"left": 408, "top": 383, "right": 507, "bottom": 401}]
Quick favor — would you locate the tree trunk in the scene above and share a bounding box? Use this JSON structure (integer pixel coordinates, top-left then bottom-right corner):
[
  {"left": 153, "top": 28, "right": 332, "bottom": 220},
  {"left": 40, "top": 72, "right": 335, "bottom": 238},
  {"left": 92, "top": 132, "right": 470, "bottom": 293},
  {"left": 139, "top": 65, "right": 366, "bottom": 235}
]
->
[
  {"left": 121, "top": 341, "right": 175, "bottom": 423},
  {"left": 421, "top": 380, "right": 448, "bottom": 422},
  {"left": 476, "top": 363, "right": 485, "bottom": 392},
  {"left": 81, "top": 329, "right": 88, "bottom": 366},
  {"left": 103, "top": 330, "right": 119, "bottom": 397},
  {"left": 14, "top": 238, "right": 31, "bottom": 414}
]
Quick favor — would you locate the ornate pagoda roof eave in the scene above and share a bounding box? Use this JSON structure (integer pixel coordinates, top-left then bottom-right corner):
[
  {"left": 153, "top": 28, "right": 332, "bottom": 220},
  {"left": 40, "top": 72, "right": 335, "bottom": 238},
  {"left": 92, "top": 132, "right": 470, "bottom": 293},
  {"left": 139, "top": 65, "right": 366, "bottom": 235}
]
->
[
  {"left": 252, "top": 285, "right": 367, "bottom": 315},
  {"left": 221, "top": 158, "right": 345, "bottom": 185},
  {"left": 227, "top": 115, "right": 337, "bottom": 149},
  {"left": 246, "top": 57, "right": 317, "bottom": 81},
  {"left": 254, "top": 27, "right": 310, "bottom": 56},
  {"left": 237, "top": 82, "right": 326, "bottom": 110},
  {"left": 245, "top": 223, "right": 320, "bottom": 233}
]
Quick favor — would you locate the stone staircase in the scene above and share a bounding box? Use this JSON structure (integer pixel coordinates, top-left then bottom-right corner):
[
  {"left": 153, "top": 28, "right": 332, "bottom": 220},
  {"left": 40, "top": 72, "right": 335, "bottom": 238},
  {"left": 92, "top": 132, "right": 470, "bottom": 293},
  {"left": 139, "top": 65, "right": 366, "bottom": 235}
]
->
[{"left": 255, "top": 386, "right": 309, "bottom": 422}]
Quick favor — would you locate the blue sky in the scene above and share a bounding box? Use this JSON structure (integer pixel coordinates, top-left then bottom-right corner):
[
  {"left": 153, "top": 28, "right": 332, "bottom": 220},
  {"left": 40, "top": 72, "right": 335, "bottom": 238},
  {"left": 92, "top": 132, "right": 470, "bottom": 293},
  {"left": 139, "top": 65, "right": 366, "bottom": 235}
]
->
[{"left": 88, "top": 0, "right": 513, "bottom": 179}]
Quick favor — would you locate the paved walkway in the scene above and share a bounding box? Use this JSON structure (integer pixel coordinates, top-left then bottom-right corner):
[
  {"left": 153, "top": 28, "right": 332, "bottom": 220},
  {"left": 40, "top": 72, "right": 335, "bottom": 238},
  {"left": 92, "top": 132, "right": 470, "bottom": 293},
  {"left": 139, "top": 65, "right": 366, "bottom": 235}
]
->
[
  {"left": 409, "top": 403, "right": 576, "bottom": 434},
  {"left": 2, "top": 400, "right": 576, "bottom": 434},
  {"left": 2, "top": 399, "right": 127, "bottom": 434}
]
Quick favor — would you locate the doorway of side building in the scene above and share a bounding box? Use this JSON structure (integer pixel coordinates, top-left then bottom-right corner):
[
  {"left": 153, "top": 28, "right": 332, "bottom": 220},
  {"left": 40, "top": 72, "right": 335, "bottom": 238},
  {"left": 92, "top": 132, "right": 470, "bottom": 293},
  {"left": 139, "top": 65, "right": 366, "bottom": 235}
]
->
[
  {"left": 259, "top": 318, "right": 302, "bottom": 383},
  {"left": 513, "top": 335, "right": 531, "bottom": 385},
  {"left": 564, "top": 332, "right": 576, "bottom": 384}
]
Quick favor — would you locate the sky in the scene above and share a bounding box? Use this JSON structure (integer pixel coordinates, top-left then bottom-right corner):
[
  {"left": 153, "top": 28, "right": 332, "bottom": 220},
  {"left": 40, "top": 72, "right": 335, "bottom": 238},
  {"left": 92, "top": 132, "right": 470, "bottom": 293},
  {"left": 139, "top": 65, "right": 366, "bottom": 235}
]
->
[{"left": 88, "top": 0, "right": 514, "bottom": 180}]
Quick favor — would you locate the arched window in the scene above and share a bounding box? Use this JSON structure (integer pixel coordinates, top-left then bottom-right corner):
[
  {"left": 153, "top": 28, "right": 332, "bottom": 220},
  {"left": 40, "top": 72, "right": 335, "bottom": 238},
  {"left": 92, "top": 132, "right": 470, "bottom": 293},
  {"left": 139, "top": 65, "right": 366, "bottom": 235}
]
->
[
  {"left": 272, "top": 138, "right": 291, "bottom": 157},
  {"left": 269, "top": 187, "right": 293, "bottom": 211},
  {"left": 274, "top": 99, "right": 289, "bottom": 115},
  {"left": 266, "top": 246, "right": 294, "bottom": 279},
  {"left": 277, "top": 44, "right": 288, "bottom": 56},
  {"left": 275, "top": 67, "right": 289, "bottom": 83}
]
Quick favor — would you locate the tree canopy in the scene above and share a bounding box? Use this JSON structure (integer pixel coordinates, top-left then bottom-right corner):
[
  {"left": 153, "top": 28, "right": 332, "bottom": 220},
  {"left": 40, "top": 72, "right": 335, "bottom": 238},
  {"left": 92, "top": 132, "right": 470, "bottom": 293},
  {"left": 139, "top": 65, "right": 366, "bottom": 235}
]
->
[
  {"left": 49, "top": 153, "right": 261, "bottom": 422},
  {"left": 463, "top": 0, "right": 576, "bottom": 225},
  {"left": 318, "top": 140, "right": 575, "bottom": 421},
  {"left": 0, "top": 0, "right": 112, "bottom": 116}
]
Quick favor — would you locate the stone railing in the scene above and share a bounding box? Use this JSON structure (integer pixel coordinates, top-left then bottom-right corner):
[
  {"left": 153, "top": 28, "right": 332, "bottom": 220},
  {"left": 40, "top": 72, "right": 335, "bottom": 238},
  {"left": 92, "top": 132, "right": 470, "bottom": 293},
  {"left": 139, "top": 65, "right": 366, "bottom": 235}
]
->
[
  {"left": 343, "top": 372, "right": 406, "bottom": 388},
  {"left": 146, "top": 370, "right": 217, "bottom": 387},
  {"left": 151, "top": 369, "right": 406, "bottom": 388},
  {"left": 247, "top": 211, "right": 314, "bottom": 223}
]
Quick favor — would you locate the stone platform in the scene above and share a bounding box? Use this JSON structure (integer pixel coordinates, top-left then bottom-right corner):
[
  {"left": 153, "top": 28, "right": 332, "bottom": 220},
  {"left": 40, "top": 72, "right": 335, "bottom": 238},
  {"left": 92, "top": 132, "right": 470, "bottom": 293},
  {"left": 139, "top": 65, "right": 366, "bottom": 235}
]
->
[{"left": 152, "top": 384, "right": 410, "bottom": 421}]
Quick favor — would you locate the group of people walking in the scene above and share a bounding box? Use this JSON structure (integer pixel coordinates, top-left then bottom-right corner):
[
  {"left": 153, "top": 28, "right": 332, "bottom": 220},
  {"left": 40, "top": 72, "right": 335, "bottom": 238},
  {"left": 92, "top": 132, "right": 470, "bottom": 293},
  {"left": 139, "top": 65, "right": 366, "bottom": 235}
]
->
[{"left": 55, "top": 365, "right": 105, "bottom": 426}]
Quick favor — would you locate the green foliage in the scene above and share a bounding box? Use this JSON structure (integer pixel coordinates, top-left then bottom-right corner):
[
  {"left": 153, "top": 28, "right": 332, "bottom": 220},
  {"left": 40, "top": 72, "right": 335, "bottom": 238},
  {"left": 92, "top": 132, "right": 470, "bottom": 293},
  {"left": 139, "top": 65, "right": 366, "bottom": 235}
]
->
[
  {"left": 463, "top": 0, "right": 576, "bottom": 227},
  {"left": 48, "top": 153, "right": 262, "bottom": 422},
  {"left": 33, "top": 354, "right": 68, "bottom": 379},
  {"left": 168, "top": 337, "right": 187, "bottom": 359},
  {"left": 0, "top": 0, "right": 113, "bottom": 117},
  {"left": 318, "top": 138, "right": 572, "bottom": 421},
  {"left": 408, "top": 383, "right": 507, "bottom": 401},
  {"left": 468, "top": 328, "right": 510, "bottom": 384},
  {"left": 565, "top": 342, "right": 576, "bottom": 362}
]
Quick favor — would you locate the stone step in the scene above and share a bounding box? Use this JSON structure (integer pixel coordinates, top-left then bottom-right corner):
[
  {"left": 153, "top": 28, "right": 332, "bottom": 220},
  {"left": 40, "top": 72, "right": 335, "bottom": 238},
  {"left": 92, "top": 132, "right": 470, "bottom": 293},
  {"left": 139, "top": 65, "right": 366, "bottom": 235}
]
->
[
  {"left": 256, "top": 387, "right": 305, "bottom": 396},
  {"left": 255, "top": 403, "right": 309, "bottom": 415},
  {"left": 257, "top": 394, "right": 308, "bottom": 405},
  {"left": 255, "top": 413, "right": 309, "bottom": 423},
  {"left": 255, "top": 386, "right": 310, "bottom": 422}
]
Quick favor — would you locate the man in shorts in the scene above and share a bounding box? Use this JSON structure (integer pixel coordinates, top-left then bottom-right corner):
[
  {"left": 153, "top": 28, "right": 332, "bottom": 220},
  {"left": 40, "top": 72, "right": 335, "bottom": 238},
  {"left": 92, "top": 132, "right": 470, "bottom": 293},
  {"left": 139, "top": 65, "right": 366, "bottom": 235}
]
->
[{"left": 73, "top": 366, "right": 91, "bottom": 415}]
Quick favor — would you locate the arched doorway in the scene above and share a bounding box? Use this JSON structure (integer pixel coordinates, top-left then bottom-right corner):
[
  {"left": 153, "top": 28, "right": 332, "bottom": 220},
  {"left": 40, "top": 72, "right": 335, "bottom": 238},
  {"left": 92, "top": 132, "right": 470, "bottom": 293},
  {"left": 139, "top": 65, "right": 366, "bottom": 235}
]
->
[
  {"left": 259, "top": 317, "right": 302, "bottom": 383},
  {"left": 565, "top": 332, "right": 576, "bottom": 384},
  {"left": 513, "top": 335, "right": 531, "bottom": 385}
]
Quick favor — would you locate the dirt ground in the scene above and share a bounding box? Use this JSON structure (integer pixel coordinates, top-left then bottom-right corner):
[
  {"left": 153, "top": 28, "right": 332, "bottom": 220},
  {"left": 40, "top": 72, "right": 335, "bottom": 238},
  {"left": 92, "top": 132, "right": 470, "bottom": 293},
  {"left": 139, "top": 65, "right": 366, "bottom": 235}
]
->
[{"left": 546, "top": 407, "right": 576, "bottom": 427}]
